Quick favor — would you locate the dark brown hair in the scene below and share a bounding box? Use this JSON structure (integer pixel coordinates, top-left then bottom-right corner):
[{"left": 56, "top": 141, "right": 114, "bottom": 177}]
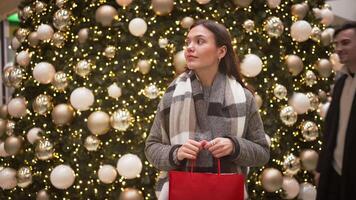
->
[
  {"left": 334, "top": 22, "right": 356, "bottom": 37},
  {"left": 189, "top": 20, "right": 245, "bottom": 88}
]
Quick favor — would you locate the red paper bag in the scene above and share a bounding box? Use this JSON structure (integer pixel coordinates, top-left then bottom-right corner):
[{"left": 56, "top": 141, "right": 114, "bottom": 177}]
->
[{"left": 168, "top": 159, "right": 244, "bottom": 200}]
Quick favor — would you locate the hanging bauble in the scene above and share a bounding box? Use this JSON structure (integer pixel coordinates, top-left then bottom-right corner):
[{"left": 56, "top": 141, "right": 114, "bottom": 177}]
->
[
  {"left": 50, "top": 165, "right": 75, "bottom": 189},
  {"left": 298, "top": 183, "right": 317, "bottom": 200},
  {"left": 274, "top": 84, "right": 287, "bottom": 99},
  {"left": 53, "top": 9, "right": 71, "bottom": 30},
  {"left": 9, "top": 67, "right": 24, "bottom": 88},
  {"left": 240, "top": 54, "right": 263, "bottom": 77},
  {"left": 281, "top": 176, "right": 300, "bottom": 199},
  {"left": 87, "top": 111, "right": 111, "bottom": 135},
  {"left": 22, "top": 6, "right": 33, "bottom": 20},
  {"left": 51, "top": 104, "right": 75, "bottom": 126},
  {"left": 36, "top": 189, "right": 50, "bottom": 200},
  {"left": 173, "top": 50, "right": 186, "bottom": 74},
  {"left": 310, "top": 27, "right": 321, "bottom": 42},
  {"left": 104, "top": 45, "right": 116, "bottom": 59},
  {"left": 264, "top": 17, "right": 284, "bottom": 38},
  {"left": 0, "top": 104, "right": 8, "bottom": 119},
  {"left": 320, "top": 8, "right": 334, "bottom": 26},
  {"left": 33, "top": 62, "right": 56, "bottom": 84},
  {"left": 116, "top": 0, "right": 133, "bottom": 7},
  {"left": 116, "top": 153, "right": 143, "bottom": 179},
  {"left": 306, "top": 92, "right": 319, "bottom": 111},
  {"left": 28, "top": 32, "right": 40, "bottom": 47},
  {"left": 285, "top": 55, "right": 303, "bottom": 76},
  {"left": 233, "top": 0, "right": 253, "bottom": 7},
  {"left": 0, "top": 168, "right": 17, "bottom": 190},
  {"left": 52, "top": 32, "right": 66, "bottom": 48},
  {"left": 35, "top": 1, "right": 47, "bottom": 13},
  {"left": 290, "top": 93, "right": 310, "bottom": 114},
  {"left": 300, "top": 149, "right": 318, "bottom": 171},
  {"left": 84, "top": 135, "right": 100, "bottom": 151},
  {"left": 74, "top": 60, "right": 91, "bottom": 77},
  {"left": 37, "top": 24, "right": 54, "bottom": 41},
  {"left": 98, "top": 164, "right": 117, "bottom": 184},
  {"left": 158, "top": 38, "right": 169, "bottom": 48},
  {"left": 17, "top": 166, "right": 32, "bottom": 188},
  {"left": 291, "top": 3, "right": 309, "bottom": 20},
  {"left": 137, "top": 60, "right": 151, "bottom": 75},
  {"left": 95, "top": 5, "right": 117, "bottom": 27},
  {"left": 4, "top": 136, "right": 23, "bottom": 155},
  {"left": 16, "top": 50, "right": 30, "bottom": 67},
  {"left": 152, "top": 0, "right": 174, "bottom": 16},
  {"left": 8, "top": 97, "right": 27, "bottom": 118},
  {"left": 144, "top": 84, "right": 159, "bottom": 99},
  {"left": 283, "top": 154, "right": 301, "bottom": 176},
  {"left": 0, "top": 119, "right": 6, "bottom": 137},
  {"left": 290, "top": 20, "right": 312, "bottom": 42},
  {"left": 119, "top": 188, "right": 144, "bottom": 200},
  {"left": 70, "top": 87, "right": 95, "bottom": 111},
  {"left": 78, "top": 28, "right": 89, "bottom": 44},
  {"left": 107, "top": 83, "right": 122, "bottom": 99},
  {"left": 181, "top": 17, "right": 194, "bottom": 29},
  {"left": 260, "top": 168, "right": 283, "bottom": 192},
  {"left": 3, "top": 66, "right": 14, "bottom": 87},
  {"left": 321, "top": 28, "right": 334, "bottom": 46},
  {"left": 110, "top": 109, "right": 131, "bottom": 131},
  {"left": 300, "top": 121, "right": 318, "bottom": 141},
  {"left": 304, "top": 70, "right": 317, "bottom": 87},
  {"left": 26, "top": 127, "right": 42, "bottom": 144},
  {"left": 0, "top": 141, "right": 10, "bottom": 157},
  {"left": 6, "top": 120, "right": 15, "bottom": 135},
  {"left": 129, "top": 18, "right": 148, "bottom": 37},
  {"left": 52, "top": 71, "right": 68, "bottom": 91},
  {"left": 196, "top": 0, "right": 211, "bottom": 4},
  {"left": 315, "top": 59, "right": 332, "bottom": 78},
  {"left": 267, "top": 0, "right": 281, "bottom": 9},
  {"left": 35, "top": 139, "right": 54, "bottom": 160},
  {"left": 15, "top": 28, "right": 30, "bottom": 42},
  {"left": 329, "top": 53, "right": 343, "bottom": 72},
  {"left": 33, "top": 94, "right": 53, "bottom": 115},
  {"left": 243, "top": 19, "right": 255, "bottom": 32},
  {"left": 11, "top": 37, "right": 21, "bottom": 50},
  {"left": 56, "top": 0, "right": 67, "bottom": 8},
  {"left": 280, "top": 106, "right": 298, "bottom": 126}
]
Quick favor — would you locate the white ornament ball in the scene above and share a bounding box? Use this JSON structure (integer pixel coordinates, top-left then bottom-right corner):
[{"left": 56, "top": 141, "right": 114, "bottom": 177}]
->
[
  {"left": 320, "top": 8, "right": 334, "bottom": 26},
  {"left": 174, "top": 50, "right": 186, "bottom": 74},
  {"left": 116, "top": 0, "right": 133, "bottom": 6},
  {"left": 78, "top": 28, "right": 89, "bottom": 44},
  {"left": 95, "top": 5, "right": 117, "bottom": 27},
  {"left": 298, "top": 183, "right": 317, "bottom": 200},
  {"left": 98, "top": 164, "right": 117, "bottom": 184},
  {"left": 37, "top": 24, "right": 54, "bottom": 41},
  {"left": 70, "top": 87, "right": 95, "bottom": 111},
  {"left": 33, "top": 62, "right": 56, "bottom": 84},
  {"left": 8, "top": 97, "right": 27, "bottom": 118},
  {"left": 318, "top": 102, "right": 330, "bottom": 119},
  {"left": 241, "top": 54, "right": 263, "bottom": 77},
  {"left": 0, "top": 141, "right": 10, "bottom": 157},
  {"left": 0, "top": 167, "right": 17, "bottom": 190},
  {"left": 27, "top": 127, "right": 43, "bottom": 144},
  {"left": 129, "top": 18, "right": 147, "bottom": 37},
  {"left": 158, "top": 38, "right": 169, "bottom": 48},
  {"left": 290, "top": 20, "right": 312, "bottom": 42},
  {"left": 16, "top": 51, "right": 30, "bottom": 67},
  {"left": 330, "top": 53, "right": 343, "bottom": 71},
  {"left": 290, "top": 93, "right": 310, "bottom": 114},
  {"left": 267, "top": 0, "right": 281, "bottom": 9},
  {"left": 181, "top": 17, "right": 195, "bottom": 29},
  {"left": 108, "top": 83, "right": 122, "bottom": 99},
  {"left": 137, "top": 60, "right": 151, "bottom": 75},
  {"left": 50, "top": 165, "right": 75, "bottom": 189},
  {"left": 11, "top": 37, "right": 21, "bottom": 50},
  {"left": 117, "top": 154, "right": 143, "bottom": 179},
  {"left": 281, "top": 176, "right": 300, "bottom": 199}
]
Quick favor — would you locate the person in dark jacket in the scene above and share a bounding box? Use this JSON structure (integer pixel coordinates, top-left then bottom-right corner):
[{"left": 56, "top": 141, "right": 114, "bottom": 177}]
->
[{"left": 316, "top": 22, "right": 356, "bottom": 200}]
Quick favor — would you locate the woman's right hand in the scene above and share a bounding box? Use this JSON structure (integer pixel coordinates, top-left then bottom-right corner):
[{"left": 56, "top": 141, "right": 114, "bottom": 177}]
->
[{"left": 177, "top": 139, "right": 204, "bottom": 161}]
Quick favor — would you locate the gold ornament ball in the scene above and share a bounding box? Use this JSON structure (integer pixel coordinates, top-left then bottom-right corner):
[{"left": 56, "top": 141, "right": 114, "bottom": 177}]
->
[
  {"left": 274, "top": 84, "right": 287, "bottom": 99},
  {"left": 260, "top": 168, "right": 283, "bottom": 192},
  {"left": 3, "top": 66, "right": 14, "bottom": 87},
  {"left": 137, "top": 60, "right": 151, "bottom": 75},
  {"left": 16, "top": 50, "right": 31, "bottom": 67},
  {"left": 28, "top": 32, "right": 40, "bottom": 47},
  {"left": 0, "top": 105, "right": 8, "bottom": 119},
  {"left": 280, "top": 106, "right": 298, "bottom": 126},
  {"left": 7, "top": 97, "right": 27, "bottom": 118},
  {"left": 233, "top": 0, "right": 253, "bottom": 7},
  {"left": 36, "top": 189, "right": 50, "bottom": 200},
  {"left": 116, "top": 0, "right": 133, "bottom": 6},
  {"left": 305, "top": 70, "right": 317, "bottom": 87},
  {"left": 264, "top": 16, "right": 284, "bottom": 38},
  {"left": 87, "top": 111, "right": 111, "bottom": 135},
  {"left": 119, "top": 188, "right": 144, "bottom": 200},
  {"left": 4, "top": 136, "right": 22, "bottom": 155},
  {"left": 243, "top": 19, "right": 255, "bottom": 32},
  {"left": 152, "top": 0, "right": 174, "bottom": 16},
  {"left": 52, "top": 71, "right": 68, "bottom": 91},
  {"left": 16, "top": 28, "right": 30, "bottom": 42},
  {"left": 0, "top": 118, "right": 6, "bottom": 137},
  {"left": 9, "top": 67, "right": 24, "bottom": 88},
  {"left": 11, "top": 37, "right": 21, "bottom": 50},
  {"left": 300, "top": 149, "right": 319, "bottom": 171},
  {"left": 104, "top": 46, "right": 116, "bottom": 59},
  {"left": 321, "top": 29, "right": 333, "bottom": 46},
  {"left": 95, "top": 5, "right": 118, "bottom": 27},
  {"left": 144, "top": 84, "right": 159, "bottom": 99},
  {"left": 318, "top": 90, "right": 328, "bottom": 103},
  {"left": 286, "top": 55, "right": 303, "bottom": 76},
  {"left": 35, "top": 139, "right": 54, "bottom": 160},
  {"left": 51, "top": 104, "right": 75, "bottom": 126},
  {"left": 291, "top": 3, "right": 309, "bottom": 20},
  {"left": 33, "top": 94, "right": 53, "bottom": 115},
  {"left": 316, "top": 59, "right": 332, "bottom": 78},
  {"left": 75, "top": 60, "right": 91, "bottom": 77},
  {"left": 307, "top": 92, "right": 319, "bottom": 111},
  {"left": 52, "top": 32, "right": 66, "bottom": 48},
  {"left": 181, "top": 17, "right": 194, "bottom": 29},
  {"left": 301, "top": 121, "right": 318, "bottom": 141},
  {"left": 78, "top": 28, "right": 89, "bottom": 44},
  {"left": 35, "top": 1, "right": 47, "bottom": 13},
  {"left": 53, "top": 9, "right": 72, "bottom": 30},
  {"left": 310, "top": 27, "right": 321, "bottom": 42},
  {"left": 110, "top": 109, "right": 131, "bottom": 131},
  {"left": 22, "top": 6, "right": 33, "bottom": 20},
  {"left": 17, "top": 166, "right": 32, "bottom": 188},
  {"left": 56, "top": 0, "right": 67, "bottom": 8},
  {"left": 283, "top": 154, "right": 301, "bottom": 176},
  {"left": 6, "top": 120, "right": 15, "bottom": 135},
  {"left": 84, "top": 135, "right": 100, "bottom": 151}
]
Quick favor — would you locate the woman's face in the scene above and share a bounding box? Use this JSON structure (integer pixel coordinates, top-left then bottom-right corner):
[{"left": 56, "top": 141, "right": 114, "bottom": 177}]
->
[{"left": 184, "top": 25, "right": 226, "bottom": 71}]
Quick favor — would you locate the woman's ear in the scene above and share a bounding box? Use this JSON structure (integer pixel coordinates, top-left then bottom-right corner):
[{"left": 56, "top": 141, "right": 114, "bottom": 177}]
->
[{"left": 218, "top": 45, "right": 227, "bottom": 60}]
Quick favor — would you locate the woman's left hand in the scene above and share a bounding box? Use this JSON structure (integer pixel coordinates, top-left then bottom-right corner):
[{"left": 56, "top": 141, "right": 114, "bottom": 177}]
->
[{"left": 204, "top": 137, "right": 234, "bottom": 158}]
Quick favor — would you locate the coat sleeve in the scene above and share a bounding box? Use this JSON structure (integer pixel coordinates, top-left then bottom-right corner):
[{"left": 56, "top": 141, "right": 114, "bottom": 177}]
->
[{"left": 227, "top": 92, "right": 270, "bottom": 167}]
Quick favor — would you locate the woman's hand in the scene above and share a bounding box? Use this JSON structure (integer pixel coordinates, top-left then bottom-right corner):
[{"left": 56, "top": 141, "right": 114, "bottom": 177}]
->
[
  {"left": 177, "top": 139, "right": 204, "bottom": 161},
  {"left": 204, "top": 137, "right": 234, "bottom": 158}
]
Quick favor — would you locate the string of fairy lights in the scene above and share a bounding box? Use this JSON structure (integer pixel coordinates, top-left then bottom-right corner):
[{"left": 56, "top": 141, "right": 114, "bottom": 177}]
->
[{"left": 0, "top": 0, "right": 337, "bottom": 199}]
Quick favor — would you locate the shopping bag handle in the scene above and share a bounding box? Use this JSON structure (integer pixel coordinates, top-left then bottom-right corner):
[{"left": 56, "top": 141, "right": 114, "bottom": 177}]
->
[{"left": 189, "top": 159, "right": 221, "bottom": 175}]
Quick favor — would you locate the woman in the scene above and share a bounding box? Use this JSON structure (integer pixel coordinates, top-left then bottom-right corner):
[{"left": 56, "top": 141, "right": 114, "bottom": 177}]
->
[{"left": 145, "top": 20, "right": 270, "bottom": 199}]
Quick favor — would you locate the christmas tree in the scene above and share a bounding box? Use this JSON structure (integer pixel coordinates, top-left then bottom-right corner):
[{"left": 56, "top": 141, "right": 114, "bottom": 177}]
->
[{"left": 0, "top": 0, "right": 338, "bottom": 199}]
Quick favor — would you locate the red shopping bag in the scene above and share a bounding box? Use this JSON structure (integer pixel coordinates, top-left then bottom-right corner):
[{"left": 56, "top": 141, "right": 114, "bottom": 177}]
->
[{"left": 169, "top": 159, "right": 244, "bottom": 200}]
